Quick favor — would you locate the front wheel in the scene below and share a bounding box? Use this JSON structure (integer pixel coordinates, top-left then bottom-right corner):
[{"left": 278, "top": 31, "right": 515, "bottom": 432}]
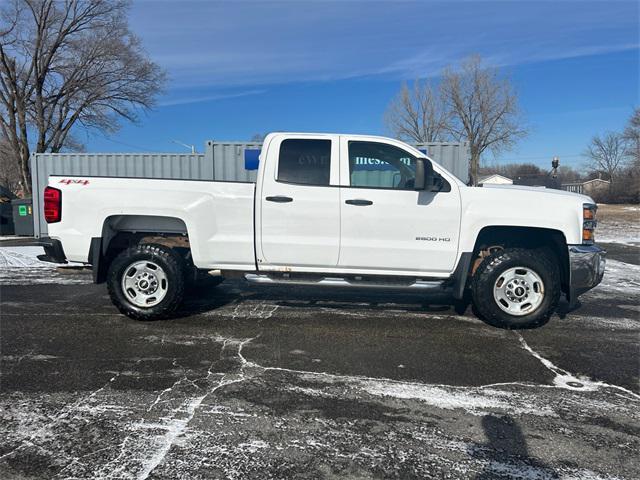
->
[
  {"left": 107, "top": 243, "right": 186, "bottom": 320},
  {"left": 471, "top": 248, "right": 561, "bottom": 329}
]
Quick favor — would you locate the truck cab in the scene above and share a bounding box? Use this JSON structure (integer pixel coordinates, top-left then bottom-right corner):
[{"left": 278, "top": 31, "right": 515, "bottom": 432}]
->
[
  {"left": 256, "top": 133, "right": 461, "bottom": 276},
  {"left": 42, "top": 132, "right": 606, "bottom": 329}
]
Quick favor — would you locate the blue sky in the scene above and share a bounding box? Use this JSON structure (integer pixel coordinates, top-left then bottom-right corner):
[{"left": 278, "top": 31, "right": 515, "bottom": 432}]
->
[{"left": 84, "top": 0, "right": 639, "bottom": 168}]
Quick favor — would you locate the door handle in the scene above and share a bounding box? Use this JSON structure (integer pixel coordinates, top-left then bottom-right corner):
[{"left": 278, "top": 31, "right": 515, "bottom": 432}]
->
[
  {"left": 266, "top": 195, "right": 293, "bottom": 203},
  {"left": 345, "top": 199, "right": 373, "bottom": 206}
]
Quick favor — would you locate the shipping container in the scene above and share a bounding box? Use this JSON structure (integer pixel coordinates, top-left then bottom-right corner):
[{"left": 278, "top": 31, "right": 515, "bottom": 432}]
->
[{"left": 31, "top": 140, "right": 469, "bottom": 238}]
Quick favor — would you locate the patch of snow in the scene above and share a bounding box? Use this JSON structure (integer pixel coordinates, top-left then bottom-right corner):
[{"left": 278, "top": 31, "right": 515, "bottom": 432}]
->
[
  {"left": 203, "top": 405, "right": 255, "bottom": 418},
  {"left": 289, "top": 349, "right": 308, "bottom": 355},
  {"left": 560, "top": 470, "right": 623, "bottom": 480},
  {"left": 598, "top": 260, "right": 640, "bottom": 295},
  {"left": 3, "top": 354, "right": 58, "bottom": 361},
  {"left": 597, "top": 221, "right": 639, "bottom": 246},
  {"left": 135, "top": 394, "right": 210, "bottom": 480},
  {"left": 214, "top": 301, "right": 279, "bottom": 320},
  {"left": 0, "top": 246, "right": 88, "bottom": 285},
  {"left": 288, "top": 385, "right": 334, "bottom": 398},
  {"left": 0, "top": 246, "right": 49, "bottom": 268},
  {"left": 516, "top": 333, "right": 640, "bottom": 399},
  {"left": 574, "top": 315, "right": 640, "bottom": 331},
  {"left": 237, "top": 439, "right": 269, "bottom": 453},
  {"left": 474, "top": 459, "right": 621, "bottom": 480},
  {"left": 358, "top": 380, "right": 555, "bottom": 417},
  {"left": 480, "top": 459, "right": 556, "bottom": 480},
  {"left": 134, "top": 338, "right": 259, "bottom": 479}
]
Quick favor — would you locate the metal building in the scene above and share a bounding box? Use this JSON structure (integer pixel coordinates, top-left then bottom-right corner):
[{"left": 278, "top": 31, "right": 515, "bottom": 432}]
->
[{"left": 31, "top": 140, "right": 469, "bottom": 238}]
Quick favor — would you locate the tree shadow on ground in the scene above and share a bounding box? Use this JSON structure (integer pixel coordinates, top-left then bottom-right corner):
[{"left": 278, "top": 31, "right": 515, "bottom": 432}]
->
[{"left": 472, "top": 415, "right": 558, "bottom": 479}]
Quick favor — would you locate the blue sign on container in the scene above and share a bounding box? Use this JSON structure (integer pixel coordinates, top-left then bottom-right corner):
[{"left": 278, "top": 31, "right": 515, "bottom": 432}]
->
[{"left": 244, "top": 149, "right": 261, "bottom": 170}]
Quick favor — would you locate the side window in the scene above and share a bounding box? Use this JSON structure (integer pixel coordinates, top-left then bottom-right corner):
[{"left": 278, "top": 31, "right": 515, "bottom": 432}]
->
[
  {"left": 349, "top": 141, "right": 417, "bottom": 190},
  {"left": 277, "top": 139, "right": 331, "bottom": 186}
]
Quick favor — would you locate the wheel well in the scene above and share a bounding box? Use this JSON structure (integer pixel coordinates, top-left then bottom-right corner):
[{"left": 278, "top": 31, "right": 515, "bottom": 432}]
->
[
  {"left": 471, "top": 226, "right": 569, "bottom": 294},
  {"left": 93, "top": 215, "right": 191, "bottom": 283},
  {"left": 105, "top": 215, "right": 187, "bottom": 236}
]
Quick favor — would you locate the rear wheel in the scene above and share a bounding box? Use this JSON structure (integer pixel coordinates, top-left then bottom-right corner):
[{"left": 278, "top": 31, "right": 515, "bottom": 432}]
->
[
  {"left": 107, "top": 243, "right": 185, "bottom": 320},
  {"left": 471, "top": 248, "right": 560, "bottom": 329}
]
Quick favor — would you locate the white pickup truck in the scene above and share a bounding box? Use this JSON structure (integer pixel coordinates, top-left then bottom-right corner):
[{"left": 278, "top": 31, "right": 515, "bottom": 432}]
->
[{"left": 40, "top": 132, "right": 605, "bottom": 328}]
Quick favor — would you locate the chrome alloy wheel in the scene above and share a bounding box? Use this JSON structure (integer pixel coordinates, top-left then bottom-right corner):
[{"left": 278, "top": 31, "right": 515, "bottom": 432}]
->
[
  {"left": 493, "top": 267, "right": 545, "bottom": 316},
  {"left": 121, "top": 260, "right": 168, "bottom": 308}
]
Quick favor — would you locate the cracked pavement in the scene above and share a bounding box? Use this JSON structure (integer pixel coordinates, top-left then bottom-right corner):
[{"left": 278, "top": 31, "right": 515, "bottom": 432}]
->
[{"left": 1, "top": 243, "right": 639, "bottom": 479}]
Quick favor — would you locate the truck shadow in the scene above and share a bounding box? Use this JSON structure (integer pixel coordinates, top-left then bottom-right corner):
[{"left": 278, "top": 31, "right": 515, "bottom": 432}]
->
[
  {"left": 179, "top": 279, "right": 458, "bottom": 318},
  {"left": 178, "top": 279, "right": 601, "bottom": 328},
  {"left": 471, "top": 415, "right": 558, "bottom": 479}
]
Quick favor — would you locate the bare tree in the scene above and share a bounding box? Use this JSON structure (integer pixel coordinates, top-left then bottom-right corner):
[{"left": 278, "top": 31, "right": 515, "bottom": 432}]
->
[
  {"left": 441, "top": 55, "right": 527, "bottom": 185},
  {"left": 583, "top": 132, "right": 627, "bottom": 191},
  {"left": 557, "top": 165, "right": 582, "bottom": 184},
  {"left": 622, "top": 107, "right": 640, "bottom": 165},
  {"left": 384, "top": 80, "right": 449, "bottom": 143},
  {"left": 0, "top": 0, "right": 165, "bottom": 195},
  {"left": 0, "top": 133, "right": 22, "bottom": 194}
]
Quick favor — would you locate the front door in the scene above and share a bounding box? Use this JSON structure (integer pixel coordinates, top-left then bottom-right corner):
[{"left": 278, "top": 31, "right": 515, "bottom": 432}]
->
[
  {"left": 338, "top": 138, "right": 461, "bottom": 275},
  {"left": 258, "top": 135, "right": 341, "bottom": 269}
]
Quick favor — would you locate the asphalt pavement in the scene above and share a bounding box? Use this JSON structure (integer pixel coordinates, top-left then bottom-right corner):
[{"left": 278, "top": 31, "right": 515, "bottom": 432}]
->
[{"left": 0, "top": 243, "right": 638, "bottom": 479}]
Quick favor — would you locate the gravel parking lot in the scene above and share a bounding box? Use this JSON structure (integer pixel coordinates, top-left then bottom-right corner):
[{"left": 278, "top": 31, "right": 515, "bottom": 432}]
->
[{"left": 1, "top": 210, "right": 638, "bottom": 479}]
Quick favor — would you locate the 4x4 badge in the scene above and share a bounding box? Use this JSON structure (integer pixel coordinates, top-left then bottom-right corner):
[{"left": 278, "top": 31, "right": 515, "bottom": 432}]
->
[{"left": 59, "top": 179, "right": 89, "bottom": 185}]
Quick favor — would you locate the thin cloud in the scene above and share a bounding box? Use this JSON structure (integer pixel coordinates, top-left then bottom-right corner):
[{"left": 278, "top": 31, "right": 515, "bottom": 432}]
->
[
  {"left": 131, "top": 1, "right": 639, "bottom": 88},
  {"left": 158, "top": 89, "right": 267, "bottom": 107}
]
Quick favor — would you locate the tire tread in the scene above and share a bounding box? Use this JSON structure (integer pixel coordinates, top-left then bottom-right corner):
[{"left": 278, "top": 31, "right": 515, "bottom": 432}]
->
[
  {"left": 107, "top": 243, "right": 185, "bottom": 320},
  {"left": 471, "top": 248, "right": 560, "bottom": 329}
]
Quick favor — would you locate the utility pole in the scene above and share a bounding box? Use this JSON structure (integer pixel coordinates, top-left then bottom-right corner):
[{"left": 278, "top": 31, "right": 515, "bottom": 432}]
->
[{"left": 551, "top": 156, "right": 559, "bottom": 178}]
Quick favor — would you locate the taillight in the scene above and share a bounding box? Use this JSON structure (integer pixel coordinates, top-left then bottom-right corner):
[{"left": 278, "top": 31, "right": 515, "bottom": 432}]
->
[
  {"left": 582, "top": 203, "right": 597, "bottom": 244},
  {"left": 44, "top": 187, "right": 61, "bottom": 223}
]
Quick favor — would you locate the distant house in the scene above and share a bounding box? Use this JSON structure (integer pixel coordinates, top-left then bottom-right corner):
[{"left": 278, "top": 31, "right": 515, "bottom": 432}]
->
[
  {"left": 562, "top": 178, "right": 610, "bottom": 195},
  {"left": 478, "top": 174, "right": 513, "bottom": 186}
]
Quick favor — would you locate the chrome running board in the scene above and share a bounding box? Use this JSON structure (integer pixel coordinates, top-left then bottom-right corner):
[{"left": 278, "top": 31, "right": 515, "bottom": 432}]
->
[{"left": 244, "top": 273, "right": 445, "bottom": 290}]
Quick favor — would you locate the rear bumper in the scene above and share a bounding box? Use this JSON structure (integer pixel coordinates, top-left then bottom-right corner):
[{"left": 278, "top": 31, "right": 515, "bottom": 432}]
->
[
  {"left": 36, "top": 237, "right": 68, "bottom": 264},
  {"left": 568, "top": 244, "right": 606, "bottom": 302}
]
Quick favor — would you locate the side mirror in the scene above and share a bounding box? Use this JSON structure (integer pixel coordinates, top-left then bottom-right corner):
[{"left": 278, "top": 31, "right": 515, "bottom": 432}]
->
[
  {"left": 414, "top": 158, "right": 434, "bottom": 191},
  {"left": 433, "top": 174, "right": 444, "bottom": 192}
]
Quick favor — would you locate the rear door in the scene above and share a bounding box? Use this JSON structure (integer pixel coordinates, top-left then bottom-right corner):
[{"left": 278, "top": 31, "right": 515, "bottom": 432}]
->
[
  {"left": 256, "top": 135, "right": 341, "bottom": 269},
  {"left": 338, "top": 137, "right": 461, "bottom": 275}
]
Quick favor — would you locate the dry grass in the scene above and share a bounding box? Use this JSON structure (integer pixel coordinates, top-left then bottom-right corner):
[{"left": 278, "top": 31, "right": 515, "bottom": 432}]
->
[
  {"left": 597, "top": 204, "right": 640, "bottom": 224},
  {"left": 596, "top": 204, "right": 640, "bottom": 244}
]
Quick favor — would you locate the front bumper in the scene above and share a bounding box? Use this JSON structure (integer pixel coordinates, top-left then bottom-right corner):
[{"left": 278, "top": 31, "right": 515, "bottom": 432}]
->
[{"left": 568, "top": 244, "right": 606, "bottom": 302}]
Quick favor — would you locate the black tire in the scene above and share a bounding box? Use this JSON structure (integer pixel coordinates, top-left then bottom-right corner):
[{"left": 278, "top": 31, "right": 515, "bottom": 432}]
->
[
  {"left": 107, "top": 243, "right": 185, "bottom": 320},
  {"left": 471, "top": 248, "right": 560, "bottom": 329}
]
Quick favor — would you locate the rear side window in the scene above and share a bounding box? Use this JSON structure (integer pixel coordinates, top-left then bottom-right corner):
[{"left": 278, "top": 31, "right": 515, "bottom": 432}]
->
[{"left": 277, "top": 139, "right": 331, "bottom": 186}]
